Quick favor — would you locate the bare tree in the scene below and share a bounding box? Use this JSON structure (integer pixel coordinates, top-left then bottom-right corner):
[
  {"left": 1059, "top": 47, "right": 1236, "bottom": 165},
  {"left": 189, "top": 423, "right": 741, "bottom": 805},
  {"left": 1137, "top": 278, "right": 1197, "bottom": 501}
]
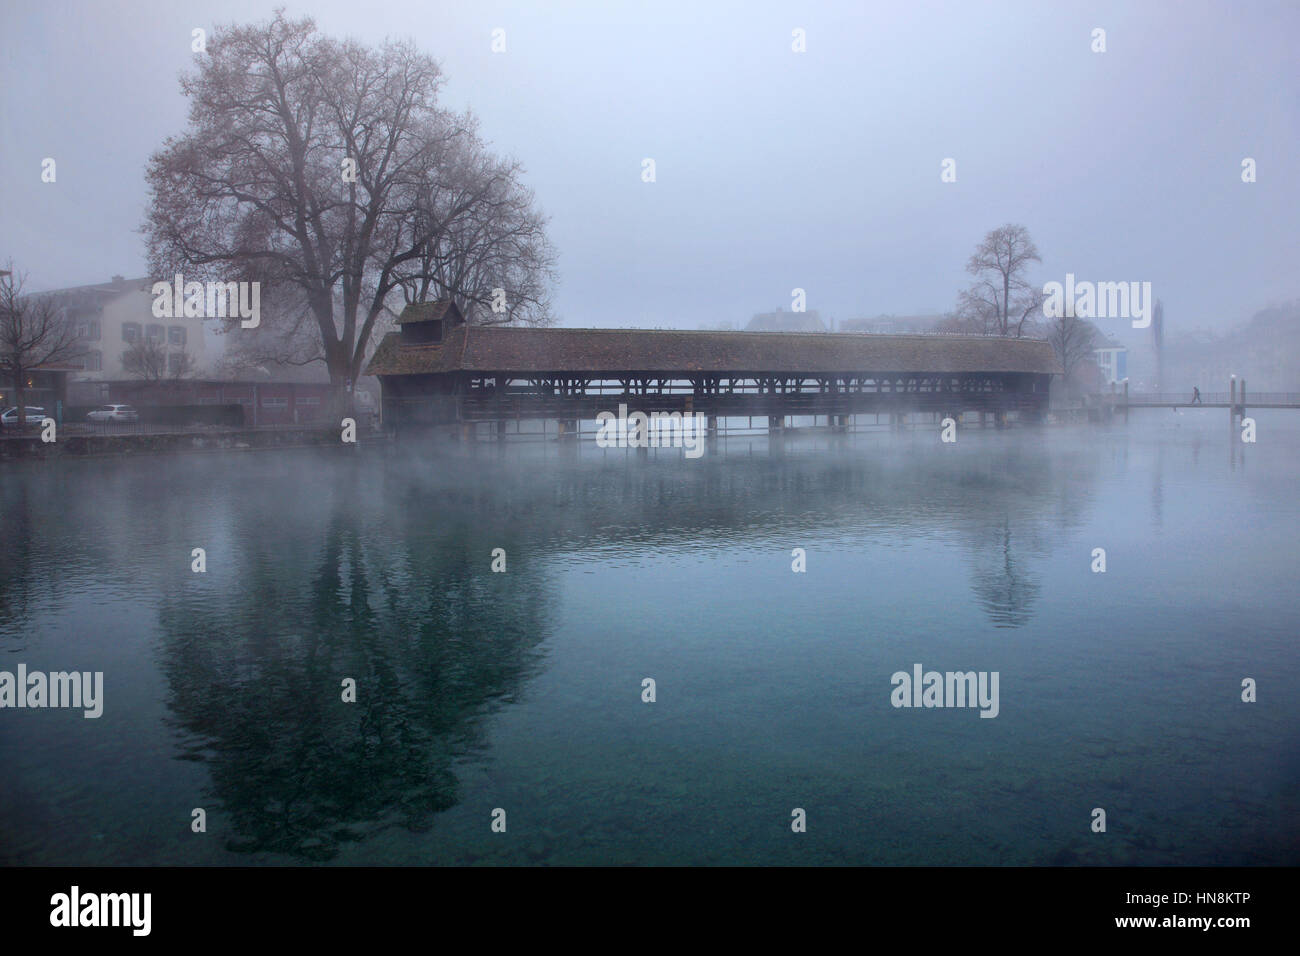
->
[
  {"left": 215, "top": 284, "right": 326, "bottom": 378},
  {"left": 1045, "top": 302, "right": 1100, "bottom": 385},
  {"left": 953, "top": 224, "right": 1044, "bottom": 337},
  {"left": 0, "top": 264, "right": 86, "bottom": 432},
  {"left": 394, "top": 134, "right": 556, "bottom": 327},
  {"left": 122, "top": 338, "right": 196, "bottom": 381},
  {"left": 143, "top": 12, "right": 556, "bottom": 401}
]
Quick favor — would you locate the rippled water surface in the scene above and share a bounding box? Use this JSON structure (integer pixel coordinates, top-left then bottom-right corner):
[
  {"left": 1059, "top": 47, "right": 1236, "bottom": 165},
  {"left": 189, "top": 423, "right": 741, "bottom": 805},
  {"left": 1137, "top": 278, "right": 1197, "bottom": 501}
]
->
[{"left": 2, "top": 414, "right": 1298, "bottom": 865}]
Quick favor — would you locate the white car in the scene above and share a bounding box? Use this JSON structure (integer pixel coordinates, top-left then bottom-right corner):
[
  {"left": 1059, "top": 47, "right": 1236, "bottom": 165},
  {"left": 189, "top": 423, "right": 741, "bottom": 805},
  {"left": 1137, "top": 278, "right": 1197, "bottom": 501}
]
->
[
  {"left": 1, "top": 406, "right": 46, "bottom": 425},
  {"left": 86, "top": 404, "right": 139, "bottom": 423}
]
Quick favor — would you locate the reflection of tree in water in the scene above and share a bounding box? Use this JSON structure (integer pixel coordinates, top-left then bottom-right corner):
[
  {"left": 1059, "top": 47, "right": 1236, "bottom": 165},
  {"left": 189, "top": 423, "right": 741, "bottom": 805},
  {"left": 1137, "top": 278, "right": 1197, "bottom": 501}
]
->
[
  {"left": 147, "top": 437, "right": 1103, "bottom": 857},
  {"left": 949, "top": 444, "right": 1097, "bottom": 628},
  {"left": 967, "top": 519, "right": 1041, "bottom": 628},
  {"left": 0, "top": 481, "right": 36, "bottom": 633},
  {"left": 157, "top": 480, "right": 551, "bottom": 861}
]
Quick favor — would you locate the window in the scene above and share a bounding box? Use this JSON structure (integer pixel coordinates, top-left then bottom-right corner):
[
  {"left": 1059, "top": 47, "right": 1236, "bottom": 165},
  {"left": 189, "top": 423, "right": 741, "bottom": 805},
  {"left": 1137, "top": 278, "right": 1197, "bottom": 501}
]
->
[
  {"left": 261, "top": 397, "right": 288, "bottom": 408},
  {"left": 146, "top": 323, "right": 165, "bottom": 343},
  {"left": 83, "top": 350, "right": 102, "bottom": 372},
  {"left": 296, "top": 396, "right": 320, "bottom": 406},
  {"left": 78, "top": 320, "right": 101, "bottom": 342},
  {"left": 167, "top": 353, "right": 186, "bottom": 375},
  {"left": 168, "top": 326, "right": 186, "bottom": 346},
  {"left": 122, "top": 322, "right": 140, "bottom": 344}
]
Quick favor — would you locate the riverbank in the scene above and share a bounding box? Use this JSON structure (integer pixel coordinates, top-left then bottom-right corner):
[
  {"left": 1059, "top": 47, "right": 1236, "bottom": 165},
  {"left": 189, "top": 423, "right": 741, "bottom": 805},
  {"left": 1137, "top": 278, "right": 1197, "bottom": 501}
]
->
[{"left": 0, "top": 426, "right": 388, "bottom": 460}]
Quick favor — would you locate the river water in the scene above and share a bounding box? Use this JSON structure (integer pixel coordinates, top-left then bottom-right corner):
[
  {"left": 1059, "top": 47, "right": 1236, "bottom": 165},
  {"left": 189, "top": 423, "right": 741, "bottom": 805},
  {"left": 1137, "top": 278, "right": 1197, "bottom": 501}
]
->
[{"left": 1, "top": 413, "right": 1297, "bottom": 865}]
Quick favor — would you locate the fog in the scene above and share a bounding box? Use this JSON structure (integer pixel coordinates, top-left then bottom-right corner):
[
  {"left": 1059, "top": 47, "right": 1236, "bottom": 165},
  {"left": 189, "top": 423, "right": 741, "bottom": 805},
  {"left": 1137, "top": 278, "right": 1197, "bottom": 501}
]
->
[{"left": 3, "top": 0, "right": 1298, "bottom": 341}]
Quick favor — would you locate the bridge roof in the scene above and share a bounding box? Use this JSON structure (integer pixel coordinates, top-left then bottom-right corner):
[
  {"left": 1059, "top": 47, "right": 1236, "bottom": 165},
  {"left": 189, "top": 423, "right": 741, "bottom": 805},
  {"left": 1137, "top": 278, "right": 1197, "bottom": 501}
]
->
[{"left": 366, "top": 326, "right": 1059, "bottom": 377}]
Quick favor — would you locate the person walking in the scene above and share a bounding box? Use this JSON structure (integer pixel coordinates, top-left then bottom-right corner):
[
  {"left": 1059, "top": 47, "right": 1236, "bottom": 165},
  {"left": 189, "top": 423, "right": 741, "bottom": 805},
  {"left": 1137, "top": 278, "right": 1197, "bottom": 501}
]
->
[{"left": 1192, "top": 386, "right": 1202, "bottom": 405}]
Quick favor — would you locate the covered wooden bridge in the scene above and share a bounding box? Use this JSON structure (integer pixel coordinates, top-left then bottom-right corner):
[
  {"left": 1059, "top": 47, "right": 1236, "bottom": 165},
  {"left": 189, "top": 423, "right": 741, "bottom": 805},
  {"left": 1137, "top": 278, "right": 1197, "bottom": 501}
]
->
[{"left": 366, "top": 301, "right": 1058, "bottom": 436}]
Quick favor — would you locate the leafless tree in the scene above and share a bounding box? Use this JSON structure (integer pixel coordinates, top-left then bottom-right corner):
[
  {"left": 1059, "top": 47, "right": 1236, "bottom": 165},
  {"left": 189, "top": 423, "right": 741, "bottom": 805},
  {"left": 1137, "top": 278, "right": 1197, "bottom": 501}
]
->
[
  {"left": 1045, "top": 302, "right": 1100, "bottom": 385},
  {"left": 0, "top": 264, "right": 86, "bottom": 432},
  {"left": 143, "top": 12, "right": 556, "bottom": 399},
  {"left": 216, "top": 284, "right": 327, "bottom": 378},
  {"left": 953, "top": 224, "right": 1044, "bottom": 337},
  {"left": 122, "top": 338, "right": 196, "bottom": 381}
]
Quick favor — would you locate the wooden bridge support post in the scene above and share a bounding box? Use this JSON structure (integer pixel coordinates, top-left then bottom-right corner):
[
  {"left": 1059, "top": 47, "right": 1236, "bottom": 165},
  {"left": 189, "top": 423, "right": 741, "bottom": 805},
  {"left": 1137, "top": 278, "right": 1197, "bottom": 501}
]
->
[
  {"left": 1241, "top": 378, "right": 1247, "bottom": 424},
  {"left": 1123, "top": 381, "right": 1129, "bottom": 424},
  {"left": 1230, "top": 378, "right": 1237, "bottom": 428}
]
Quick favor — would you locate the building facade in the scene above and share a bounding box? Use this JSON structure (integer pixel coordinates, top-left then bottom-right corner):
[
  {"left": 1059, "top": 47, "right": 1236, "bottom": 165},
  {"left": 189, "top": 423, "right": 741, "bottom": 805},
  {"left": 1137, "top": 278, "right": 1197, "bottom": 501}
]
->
[
  {"left": 45, "top": 276, "right": 208, "bottom": 387},
  {"left": 1093, "top": 345, "right": 1128, "bottom": 385}
]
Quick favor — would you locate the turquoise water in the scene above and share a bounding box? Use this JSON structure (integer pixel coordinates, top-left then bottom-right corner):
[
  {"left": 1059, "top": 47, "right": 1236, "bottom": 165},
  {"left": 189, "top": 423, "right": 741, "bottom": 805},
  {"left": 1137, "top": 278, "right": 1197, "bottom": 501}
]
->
[{"left": 1, "top": 414, "right": 1297, "bottom": 865}]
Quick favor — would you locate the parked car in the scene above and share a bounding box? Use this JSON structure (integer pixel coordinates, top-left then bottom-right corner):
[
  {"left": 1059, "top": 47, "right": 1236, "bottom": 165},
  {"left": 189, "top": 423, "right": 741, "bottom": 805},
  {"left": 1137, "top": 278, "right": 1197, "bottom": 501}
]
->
[
  {"left": 1, "top": 406, "right": 47, "bottom": 425},
  {"left": 86, "top": 404, "right": 139, "bottom": 423}
]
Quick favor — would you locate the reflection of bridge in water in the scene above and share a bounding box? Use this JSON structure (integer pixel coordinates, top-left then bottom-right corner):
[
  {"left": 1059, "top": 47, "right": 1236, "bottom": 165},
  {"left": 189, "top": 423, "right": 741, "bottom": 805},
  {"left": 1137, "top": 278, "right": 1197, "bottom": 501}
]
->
[{"left": 367, "top": 301, "right": 1057, "bottom": 439}]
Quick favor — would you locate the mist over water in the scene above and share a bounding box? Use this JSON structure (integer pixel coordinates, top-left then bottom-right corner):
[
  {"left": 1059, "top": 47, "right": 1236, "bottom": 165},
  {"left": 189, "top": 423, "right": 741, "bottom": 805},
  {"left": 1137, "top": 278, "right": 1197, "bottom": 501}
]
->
[{"left": 1, "top": 415, "right": 1297, "bottom": 865}]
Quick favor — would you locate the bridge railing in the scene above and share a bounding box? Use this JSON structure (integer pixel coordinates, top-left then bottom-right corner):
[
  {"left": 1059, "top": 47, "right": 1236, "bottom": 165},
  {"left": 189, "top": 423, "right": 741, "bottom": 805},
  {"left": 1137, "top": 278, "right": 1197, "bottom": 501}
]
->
[
  {"left": 453, "top": 391, "right": 1046, "bottom": 422},
  {"left": 1119, "top": 392, "right": 1300, "bottom": 405},
  {"left": 1122, "top": 392, "right": 1229, "bottom": 405}
]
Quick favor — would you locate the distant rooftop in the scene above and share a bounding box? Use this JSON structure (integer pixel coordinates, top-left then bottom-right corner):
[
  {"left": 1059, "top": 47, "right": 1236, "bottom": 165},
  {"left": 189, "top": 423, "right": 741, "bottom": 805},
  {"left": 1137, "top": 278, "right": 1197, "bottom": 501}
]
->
[
  {"left": 839, "top": 314, "right": 945, "bottom": 334},
  {"left": 38, "top": 275, "right": 151, "bottom": 296},
  {"left": 745, "top": 309, "right": 826, "bottom": 333}
]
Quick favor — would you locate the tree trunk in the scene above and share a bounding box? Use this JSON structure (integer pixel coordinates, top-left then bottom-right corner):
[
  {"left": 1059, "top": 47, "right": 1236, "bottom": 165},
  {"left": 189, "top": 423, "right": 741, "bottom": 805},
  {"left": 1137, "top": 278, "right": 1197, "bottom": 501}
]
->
[{"left": 13, "top": 374, "right": 26, "bottom": 435}]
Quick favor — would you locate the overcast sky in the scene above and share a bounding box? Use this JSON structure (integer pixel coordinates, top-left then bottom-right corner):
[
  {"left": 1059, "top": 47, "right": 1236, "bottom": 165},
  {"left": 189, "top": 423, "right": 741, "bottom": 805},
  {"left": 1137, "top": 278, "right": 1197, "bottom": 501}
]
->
[{"left": 2, "top": 0, "right": 1297, "bottom": 340}]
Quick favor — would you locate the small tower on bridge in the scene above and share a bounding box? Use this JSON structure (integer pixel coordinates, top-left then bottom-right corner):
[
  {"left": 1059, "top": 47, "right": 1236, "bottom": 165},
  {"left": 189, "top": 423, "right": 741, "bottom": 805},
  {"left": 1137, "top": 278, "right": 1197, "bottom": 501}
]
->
[{"left": 397, "top": 299, "right": 465, "bottom": 346}]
